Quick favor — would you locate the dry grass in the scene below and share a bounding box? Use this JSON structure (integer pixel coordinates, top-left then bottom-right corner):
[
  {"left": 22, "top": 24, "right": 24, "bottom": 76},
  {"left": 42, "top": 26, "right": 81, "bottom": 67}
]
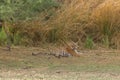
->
[
  {"left": 91, "top": 0, "right": 120, "bottom": 48},
  {"left": 0, "top": 47, "right": 120, "bottom": 80},
  {"left": 0, "top": 70, "right": 120, "bottom": 80},
  {"left": 3, "top": 0, "right": 120, "bottom": 49}
]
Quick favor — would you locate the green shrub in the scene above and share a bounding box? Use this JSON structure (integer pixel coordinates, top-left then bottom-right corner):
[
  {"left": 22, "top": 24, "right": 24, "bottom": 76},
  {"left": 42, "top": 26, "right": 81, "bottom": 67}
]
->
[
  {"left": 47, "top": 28, "right": 60, "bottom": 43},
  {"left": 102, "top": 35, "right": 109, "bottom": 48},
  {"left": 85, "top": 36, "right": 94, "bottom": 49},
  {"left": 0, "top": 28, "right": 7, "bottom": 45},
  {"left": 13, "top": 33, "right": 21, "bottom": 45}
]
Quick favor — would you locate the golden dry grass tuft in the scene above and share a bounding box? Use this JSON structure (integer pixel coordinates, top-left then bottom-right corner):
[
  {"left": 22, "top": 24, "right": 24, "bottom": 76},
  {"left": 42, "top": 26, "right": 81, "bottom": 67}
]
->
[{"left": 4, "top": 0, "right": 120, "bottom": 49}]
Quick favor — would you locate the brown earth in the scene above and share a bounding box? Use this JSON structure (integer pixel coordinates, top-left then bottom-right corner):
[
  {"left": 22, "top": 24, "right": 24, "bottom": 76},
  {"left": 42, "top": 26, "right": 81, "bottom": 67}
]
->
[{"left": 0, "top": 46, "right": 120, "bottom": 80}]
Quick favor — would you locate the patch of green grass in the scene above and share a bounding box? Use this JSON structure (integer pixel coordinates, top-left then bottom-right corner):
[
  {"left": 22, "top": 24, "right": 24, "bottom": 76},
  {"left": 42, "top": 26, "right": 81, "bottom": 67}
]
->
[
  {"left": 102, "top": 35, "right": 110, "bottom": 48},
  {"left": 0, "top": 28, "right": 7, "bottom": 45},
  {"left": 85, "top": 36, "right": 94, "bottom": 49},
  {"left": 13, "top": 33, "right": 22, "bottom": 45}
]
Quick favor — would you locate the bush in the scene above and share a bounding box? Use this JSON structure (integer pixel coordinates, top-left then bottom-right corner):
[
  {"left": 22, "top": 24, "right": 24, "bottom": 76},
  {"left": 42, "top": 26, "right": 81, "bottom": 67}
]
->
[
  {"left": 0, "top": 28, "right": 7, "bottom": 45},
  {"left": 85, "top": 36, "right": 94, "bottom": 49}
]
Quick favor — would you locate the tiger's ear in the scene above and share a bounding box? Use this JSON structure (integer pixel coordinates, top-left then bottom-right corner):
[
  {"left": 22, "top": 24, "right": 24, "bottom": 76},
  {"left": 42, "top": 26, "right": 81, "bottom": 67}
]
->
[{"left": 71, "top": 41, "right": 79, "bottom": 48}]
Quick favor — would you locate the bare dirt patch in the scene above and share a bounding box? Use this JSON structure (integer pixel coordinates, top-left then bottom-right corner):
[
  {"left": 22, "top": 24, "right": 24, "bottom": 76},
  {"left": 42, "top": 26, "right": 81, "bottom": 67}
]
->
[
  {"left": 0, "top": 69, "right": 120, "bottom": 80},
  {"left": 0, "top": 47, "right": 120, "bottom": 80}
]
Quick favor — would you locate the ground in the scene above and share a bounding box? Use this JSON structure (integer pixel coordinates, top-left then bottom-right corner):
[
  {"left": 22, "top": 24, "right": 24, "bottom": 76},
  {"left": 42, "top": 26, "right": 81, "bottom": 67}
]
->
[{"left": 0, "top": 46, "right": 120, "bottom": 80}]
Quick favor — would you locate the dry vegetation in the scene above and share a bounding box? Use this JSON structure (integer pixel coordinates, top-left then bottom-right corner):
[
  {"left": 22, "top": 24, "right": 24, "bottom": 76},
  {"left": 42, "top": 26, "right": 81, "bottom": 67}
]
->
[
  {"left": 0, "top": 1, "right": 120, "bottom": 79},
  {"left": 1, "top": 0, "right": 120, "bottom": 49},
  {"left": 0, "top": 47, "right": 120, "bottom": 80}
]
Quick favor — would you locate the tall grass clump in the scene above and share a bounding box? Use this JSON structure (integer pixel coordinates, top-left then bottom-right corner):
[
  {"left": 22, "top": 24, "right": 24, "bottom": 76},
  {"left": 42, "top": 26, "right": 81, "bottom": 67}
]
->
[
  {"left": 45, "top": 0, "right": 91, "bottom": 43},
  {"left": 85, "top": 36, "right": 94, "bottom": 49},
  {"left": 90, "top": 0, "right": 120, "bottom": 48},
  {"left": 6, "top": 0, "right": 120, "bottom": 49},
  {"left": 0, "top": 28, "right": 7, "bottom": 45},
  {"left": 45, "top": 0, "right": 120, "bottom": 49},
  {"left": 43, "top": 0, "right": 107, "bottom": 46}
]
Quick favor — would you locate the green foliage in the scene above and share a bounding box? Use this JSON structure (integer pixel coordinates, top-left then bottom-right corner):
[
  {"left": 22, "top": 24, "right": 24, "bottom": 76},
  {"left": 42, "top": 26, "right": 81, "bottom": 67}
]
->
[
  {"left": 85, "top": 36, "right": 94, "bottom": 49},
  {"left": 102, "top": 22, "right": 111, "bottom": 37},
  {"left": 0, "top": 0, "right": 59, "bottom": 21},
  {"left": 0, "top": 28, "right": 7, "bottom": 45},
  {"left": 0, "top": 0, "right": 59, "bottom": 46},
  {"left": 99, "top": 19, "right": 116, "bottom": 48},
  {"left": 47, "top": 28, "right": 59, "bottom": 43},
  {"left": 0, "top": 0, "right": 20, "bottom": 21},
  {"left": 33, "top": 0, "right": 59, "bottom": 12},
  {"left": 102, "top": 35, "right": 109, "bottom": 48},
  {"left": 13, "top": 33, "right": 21, "bottom": 45}
]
